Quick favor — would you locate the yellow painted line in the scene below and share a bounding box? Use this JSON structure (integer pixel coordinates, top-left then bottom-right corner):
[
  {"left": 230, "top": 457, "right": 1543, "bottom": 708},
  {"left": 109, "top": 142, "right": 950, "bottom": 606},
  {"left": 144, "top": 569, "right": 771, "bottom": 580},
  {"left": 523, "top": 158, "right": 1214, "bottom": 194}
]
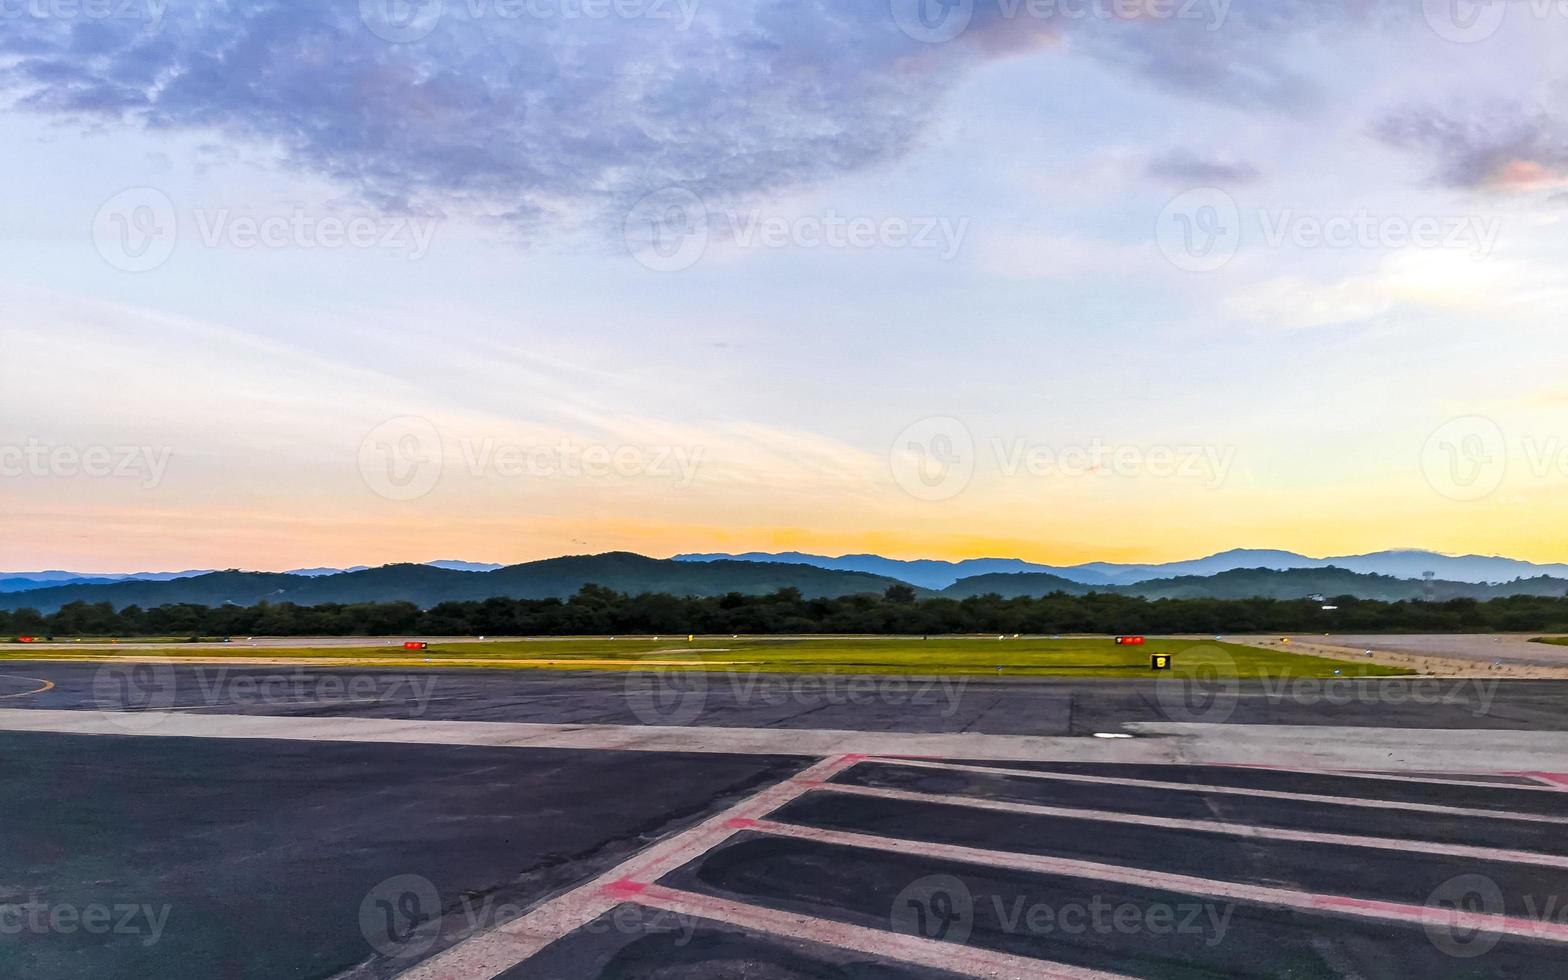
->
[{"left": 0, "top": 674, "right": 55, "bottom": 699}]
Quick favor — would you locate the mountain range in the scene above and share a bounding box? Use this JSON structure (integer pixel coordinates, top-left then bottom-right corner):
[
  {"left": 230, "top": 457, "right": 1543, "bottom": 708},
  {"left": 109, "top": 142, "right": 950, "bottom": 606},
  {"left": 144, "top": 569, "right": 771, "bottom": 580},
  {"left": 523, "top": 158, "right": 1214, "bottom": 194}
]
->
[
  {"left": 673, "top": 549, "right": 1568, "bottom": 588},
  {"left": 2, "top": 550, "right": 1566, "bottom": 615}
]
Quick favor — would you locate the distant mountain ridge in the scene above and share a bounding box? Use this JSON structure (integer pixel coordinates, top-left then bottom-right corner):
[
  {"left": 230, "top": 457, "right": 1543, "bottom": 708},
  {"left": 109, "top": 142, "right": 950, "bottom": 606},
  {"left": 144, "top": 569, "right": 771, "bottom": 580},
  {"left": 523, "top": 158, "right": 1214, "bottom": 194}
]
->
[
  {"left": 0, "top": 553, "right": 911, "bottom": 614},
  {"left": 4, "top": 550, "right": 1566, "bottom": 615},
  {"left": 674, "top": 548, "right": 1568, "bottom": 588}
]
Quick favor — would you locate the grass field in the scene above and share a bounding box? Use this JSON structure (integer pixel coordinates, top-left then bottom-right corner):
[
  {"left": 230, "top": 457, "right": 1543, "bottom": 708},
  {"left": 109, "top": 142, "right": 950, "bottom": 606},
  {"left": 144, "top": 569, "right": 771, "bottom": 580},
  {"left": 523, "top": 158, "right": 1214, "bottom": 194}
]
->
[
  {"left": 0, "top": 635, "right": 1411, "bottom": 678},
  {"left": 1532, "top": 636, "right": 1568, "bottom": 647}
]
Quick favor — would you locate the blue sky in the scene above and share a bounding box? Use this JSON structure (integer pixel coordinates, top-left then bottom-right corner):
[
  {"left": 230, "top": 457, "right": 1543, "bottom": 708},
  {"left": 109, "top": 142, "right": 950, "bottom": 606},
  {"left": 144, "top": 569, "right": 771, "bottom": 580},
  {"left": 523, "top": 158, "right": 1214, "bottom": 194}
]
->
[{"left": 3, "top": 0, "right": 1568, "bottom": 570}]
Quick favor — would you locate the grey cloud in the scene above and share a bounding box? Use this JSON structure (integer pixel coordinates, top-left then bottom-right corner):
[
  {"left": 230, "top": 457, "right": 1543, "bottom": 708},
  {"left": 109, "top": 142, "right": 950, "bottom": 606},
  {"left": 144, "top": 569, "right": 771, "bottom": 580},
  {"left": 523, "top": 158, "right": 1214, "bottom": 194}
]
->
[
  {"left": 1375, "top": 103, "right": 1568, "bottom": 188},
  {"left": 1146, "top": 148, "right": 1260, "bottom": 185},
  {"left": 0, "top": 1, "right": 1388, "bottom": 237}
]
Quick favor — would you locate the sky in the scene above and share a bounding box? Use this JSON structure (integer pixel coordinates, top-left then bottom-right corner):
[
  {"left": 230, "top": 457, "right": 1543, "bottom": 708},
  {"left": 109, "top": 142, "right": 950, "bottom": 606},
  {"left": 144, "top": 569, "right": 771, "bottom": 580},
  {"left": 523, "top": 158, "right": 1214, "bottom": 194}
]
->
[{"left": 3, "top": 0, "right": 1568, "bottom": 572}]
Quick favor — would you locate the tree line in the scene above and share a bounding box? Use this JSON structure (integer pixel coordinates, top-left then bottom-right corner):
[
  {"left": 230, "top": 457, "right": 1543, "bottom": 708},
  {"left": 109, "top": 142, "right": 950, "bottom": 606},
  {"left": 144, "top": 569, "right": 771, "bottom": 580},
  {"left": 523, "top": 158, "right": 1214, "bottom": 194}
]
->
[{"left": 5, "top": 585, "right": 1568, "bottom": 638}]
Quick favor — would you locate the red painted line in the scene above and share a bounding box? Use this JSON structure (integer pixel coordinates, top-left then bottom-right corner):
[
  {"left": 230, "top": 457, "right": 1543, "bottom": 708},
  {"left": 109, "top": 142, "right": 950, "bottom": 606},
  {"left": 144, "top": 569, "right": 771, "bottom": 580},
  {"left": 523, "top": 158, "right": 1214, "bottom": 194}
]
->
[
  {"left": 873, "top": 758, "right": 1565, "bottom": 825},
  {"left": 601, "top": 879, "right": 647, "bottom": 899},
  {"left": 398, "top": 753, "right": 864, "bottom": 980},
  {"left": 1521, "top": 772, "right": 1568, "bottom": 790},
  {"left": 809, "top": 783, "right": 1568, "bottom": 869},
  {"left": 633, "top": 883, "right": 1136, "bottom": 979},
  {"left": 750, "top": 819, "right": 1568, "bottom": 944},
  {"left": 724, "top": 817, "right": 758, "bottom": 829}
]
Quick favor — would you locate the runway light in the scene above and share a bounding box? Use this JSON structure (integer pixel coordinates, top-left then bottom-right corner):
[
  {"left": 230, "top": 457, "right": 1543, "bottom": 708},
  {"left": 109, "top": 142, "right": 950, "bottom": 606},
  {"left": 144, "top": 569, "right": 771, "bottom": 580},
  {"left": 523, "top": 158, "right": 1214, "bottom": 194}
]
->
[{"left": 1093, "top": 733, "right": 1135, "bottom": 739}]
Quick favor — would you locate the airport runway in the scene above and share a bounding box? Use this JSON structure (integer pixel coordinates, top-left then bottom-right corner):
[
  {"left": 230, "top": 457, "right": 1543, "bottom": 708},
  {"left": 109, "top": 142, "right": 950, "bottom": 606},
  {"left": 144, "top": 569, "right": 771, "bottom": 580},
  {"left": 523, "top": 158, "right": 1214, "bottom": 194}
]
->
[
  {"left": 3, "top": 662, "right": 1567, "bottom": 978},
  {"left": 6, "top": 660, "right": 1568, "bottom": 732}
]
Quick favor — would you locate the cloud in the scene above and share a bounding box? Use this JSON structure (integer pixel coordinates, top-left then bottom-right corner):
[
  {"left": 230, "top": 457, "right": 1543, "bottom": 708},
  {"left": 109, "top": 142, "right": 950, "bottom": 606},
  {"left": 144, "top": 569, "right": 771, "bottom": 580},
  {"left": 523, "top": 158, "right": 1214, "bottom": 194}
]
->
[
  {"left": 0, "top": 1, "right": 1387, "bottom": 238},
  {"left": 1146, "top": 148, "right": 1260, "bottom": 185},
  {"left": 1374, "top": 104, "right": 1568, "bottom": 191}
]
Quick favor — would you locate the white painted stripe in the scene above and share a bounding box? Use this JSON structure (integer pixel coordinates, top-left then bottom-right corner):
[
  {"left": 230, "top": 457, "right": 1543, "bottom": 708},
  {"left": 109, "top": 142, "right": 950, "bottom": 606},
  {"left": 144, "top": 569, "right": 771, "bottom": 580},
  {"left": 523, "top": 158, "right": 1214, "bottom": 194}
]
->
[
  {"left": 750, "top": 820, "right": 1568, "bottom": 944},
  {"left": 808, "top": 783, "right": 1568, "bottom": 869},
  {"left": 396, "top": 754, "right": 864, "bottom": 980},
  {"left": 875, "top": 759, "right": 1565, "bottom": 826},
  {"left": 632, "top": 882, "right": 1135, "bottom": 980},
  {"left": 1254, "top": 765, "right": 1568, "bottom": 794}
]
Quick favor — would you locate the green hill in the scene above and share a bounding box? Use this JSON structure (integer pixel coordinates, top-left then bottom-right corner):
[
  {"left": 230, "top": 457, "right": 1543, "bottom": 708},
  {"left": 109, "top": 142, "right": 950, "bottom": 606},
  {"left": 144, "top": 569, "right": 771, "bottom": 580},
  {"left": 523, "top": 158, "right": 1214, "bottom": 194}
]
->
[{"left": 0, "top": 553, "right": 912, "bottom": 614}]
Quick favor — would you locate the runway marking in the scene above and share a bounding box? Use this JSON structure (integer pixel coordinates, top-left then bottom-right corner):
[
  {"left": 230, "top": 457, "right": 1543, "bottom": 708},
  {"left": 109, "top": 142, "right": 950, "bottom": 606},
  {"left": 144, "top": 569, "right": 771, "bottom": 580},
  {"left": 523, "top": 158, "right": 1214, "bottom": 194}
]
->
[
  {"left": 1522, "top": 772, "right": 1568, "bottom": 790},
  {"left": 804, "top": 783, "right": 1568, "bottom": 869},
  {"left": 1231, "top": 764, "right": 1568, "bottom": 794},
  {"left": 629, "top": 881, "right": 1134, "bottom": 980},
  {"left": 0, "top": 675, "right": 54, "bottom": 700},
  {"left": 750, "top": 819, "right": 1568, "bottom": 944},
  {"left": 876, "top": 759, "right": 1566, "bottom": 825},
  {"left": 396, "top": 754, "right": 866, "bottom": 980}
]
